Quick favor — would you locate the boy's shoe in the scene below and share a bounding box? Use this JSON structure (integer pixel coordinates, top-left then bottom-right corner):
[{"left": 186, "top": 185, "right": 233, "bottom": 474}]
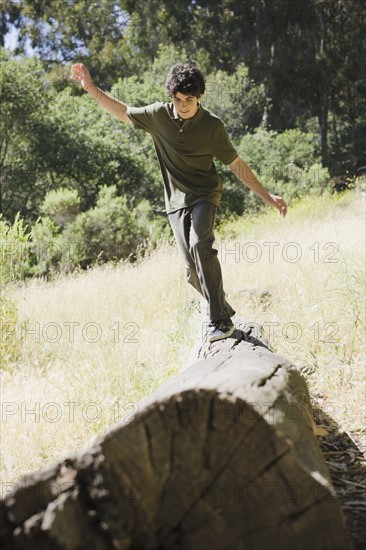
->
[{"left": 206, "top": 318, "right": 235, "bottom": 343}]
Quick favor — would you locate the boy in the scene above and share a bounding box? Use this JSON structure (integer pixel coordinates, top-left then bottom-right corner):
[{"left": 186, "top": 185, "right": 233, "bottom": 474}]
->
[{"left": 71, "top": 62, "right": 287, "bottom": 342}]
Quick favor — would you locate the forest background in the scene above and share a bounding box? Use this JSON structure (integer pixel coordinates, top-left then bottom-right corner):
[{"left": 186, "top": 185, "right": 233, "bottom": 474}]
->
[{"left": 1, "top": 0, "right": 365, "bottom": 277}]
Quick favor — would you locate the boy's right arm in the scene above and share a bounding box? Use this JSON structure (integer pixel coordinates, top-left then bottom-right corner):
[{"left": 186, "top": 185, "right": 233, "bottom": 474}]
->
[{"left": 70, "top": 63, "right": 132, "bottom": 124}]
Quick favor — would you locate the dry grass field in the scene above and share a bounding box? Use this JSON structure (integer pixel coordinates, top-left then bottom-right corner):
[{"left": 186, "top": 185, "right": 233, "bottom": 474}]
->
[{"left": 1, "top": 189, "right": 365, "bottom": 492}]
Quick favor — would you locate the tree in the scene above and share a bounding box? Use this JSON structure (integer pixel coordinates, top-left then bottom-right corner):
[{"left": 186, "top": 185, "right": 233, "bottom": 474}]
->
[
  {"left": 0, "top": 48, "right": 162, "bottom": 224},
  {"left": 3, "top": 1, "right": 365, "bottom": 173},
  {"left": 0, "top": 49, "right": 48, "bottom": 218},
  {"left": 1, "top": 0, "right": 137, "bottom": 87}
]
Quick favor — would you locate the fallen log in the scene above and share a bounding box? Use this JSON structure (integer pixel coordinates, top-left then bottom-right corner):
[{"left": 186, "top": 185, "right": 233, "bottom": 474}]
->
[{"left": 0, "top": 319, "right": 351, "bottom": 549}]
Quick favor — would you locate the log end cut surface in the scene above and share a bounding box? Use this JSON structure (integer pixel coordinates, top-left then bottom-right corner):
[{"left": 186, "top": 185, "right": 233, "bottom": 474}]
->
[{"left": 0, "top": 322, "right": 352, "bottom": 549}]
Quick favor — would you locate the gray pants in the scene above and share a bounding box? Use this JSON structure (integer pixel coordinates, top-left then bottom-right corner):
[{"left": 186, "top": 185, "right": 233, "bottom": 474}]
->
[{"left": 168, "top": 201, "right": 235, "bottom": 321}]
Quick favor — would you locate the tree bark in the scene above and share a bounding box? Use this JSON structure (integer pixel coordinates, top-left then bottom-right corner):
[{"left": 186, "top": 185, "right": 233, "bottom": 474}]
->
[
  {"left": 0, "top": 320, "right": 351, "bottom": 549},
  {"left": 318, "top": 103, "right": 328, "bottom": 167}
]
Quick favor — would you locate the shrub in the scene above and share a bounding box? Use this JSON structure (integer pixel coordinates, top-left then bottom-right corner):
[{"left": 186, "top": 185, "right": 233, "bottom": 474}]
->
[
  {"left": 65, "top": 185, "right": 144, "bottom": 265},
  {"left": 40, "top": 188, "right": 80, "bottom": 227},
  {"left": 0, "top": 294, "right": 21, "bottom": 369},
  {"left": 29, "top": 216, "right": 64, "bottom": 276},
  {"left": 0, "top": 214, "right": 30, "bottom": 283},
  {"left": 237, "top": 127, "right": 331, "bottom": 204},
  {"left": 134, "top": 199, "right": 172, "bottom": 246},
  {"left": 30, "top": 185, "right": 167, "bottom": 274}
]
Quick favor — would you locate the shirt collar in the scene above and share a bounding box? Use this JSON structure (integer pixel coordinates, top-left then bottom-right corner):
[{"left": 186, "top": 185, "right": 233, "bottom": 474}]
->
[{"left": 168, "top": 102, "right": 204, "bottom": 125}]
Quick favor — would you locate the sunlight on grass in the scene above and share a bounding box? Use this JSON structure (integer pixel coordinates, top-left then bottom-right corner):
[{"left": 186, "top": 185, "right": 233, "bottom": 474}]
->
[
  {"left": 218, "top": 190, "right": 365, "bottom": 435},
  {"left": 1, "top": 190, "right": 365, "bottom": 486},
  {"left": 1, "top": 244, "right": 200, "bottom": 485}
]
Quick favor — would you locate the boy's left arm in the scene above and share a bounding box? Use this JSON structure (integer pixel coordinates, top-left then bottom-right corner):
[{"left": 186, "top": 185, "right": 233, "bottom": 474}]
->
[{"left": 229, "top": 156, "right": 287, "bottom": 217}]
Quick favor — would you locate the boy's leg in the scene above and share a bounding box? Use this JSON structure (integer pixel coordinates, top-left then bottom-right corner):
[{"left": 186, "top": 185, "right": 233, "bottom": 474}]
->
[
  {"left": 168, "top": 207, "right": 204, "bottom": 296},
  {"left": 189, "top": 201, "right": 235, "bottom": 321},
  {"left": 168, "top": 201, "right": 235, "bottom": 321}
]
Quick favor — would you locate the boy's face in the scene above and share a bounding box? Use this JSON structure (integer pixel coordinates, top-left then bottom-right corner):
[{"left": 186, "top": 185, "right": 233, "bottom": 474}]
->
[{"left": 171, "top": 91, "right": 202, "bottom": 119}]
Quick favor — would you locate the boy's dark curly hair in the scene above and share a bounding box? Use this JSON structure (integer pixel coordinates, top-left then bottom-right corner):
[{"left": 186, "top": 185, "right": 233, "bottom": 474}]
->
[{"left": 165, "top": 62, "right": 205, "bottom": 98}]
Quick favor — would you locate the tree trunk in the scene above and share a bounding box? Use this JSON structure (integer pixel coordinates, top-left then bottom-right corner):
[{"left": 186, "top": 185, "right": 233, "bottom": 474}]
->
[
  {"left": 318, "top": 102, "right": 328, "bottom": 167},
  {"left": 0, "top": 320, "right": 351, "bottom": 549}
]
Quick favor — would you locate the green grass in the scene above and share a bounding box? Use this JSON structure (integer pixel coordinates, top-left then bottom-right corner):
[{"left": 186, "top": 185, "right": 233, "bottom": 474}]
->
[{"left": 1, "top": 189, "right": 365, "bottom": 485}]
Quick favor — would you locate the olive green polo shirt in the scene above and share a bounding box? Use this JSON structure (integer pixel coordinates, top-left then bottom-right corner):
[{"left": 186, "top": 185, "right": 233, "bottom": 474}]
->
[{"left": 127, "top": 102, "right": 238, "bottom": 213}]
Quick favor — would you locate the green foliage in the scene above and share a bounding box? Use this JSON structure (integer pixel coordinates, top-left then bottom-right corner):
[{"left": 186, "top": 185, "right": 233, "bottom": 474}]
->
[
  {"left": 203, "top": 65, "right": 268, "bottom": 138},
  {"left": 0, "top": 213, "right": 29, "bottom": 367},
  {"left": 29, "top": 217, "right": 63, "bottom": 277},
  {"left": 1, "top": 1, "right": 135, "bottom": 87},
  {"left": 217, "top": 127, "right": 331, "bottom": 220},
  {"left": 1, "top": 8, "right": 364, "bottom": 278},
  {"left": 328, "top": 116, "right": 366, "bottom": 176},
  {"left": 0, "top": 214, "right": 30, "bottom": 283},
  {"left": 134, "top": 199, "right": 172, "bottom": 244},
  {"left": 0, "top": 50, "right": 164, "bottom": 223},
  {"left": 67, "top": 185, "right": 145, "bottom": 265},
  {"left": 40, "top": 188, "right": 80, "bottom": 227},
  {"left": 237, "top": 127, "right": 331, "bottom": 203},
  {"left": 30, "top": 88, "right": 151, "bottom": 212},
  {"left": 0, "top": 294, "right": 21, "bottom": 370},
  {"left": 30, "top": 186, "right": 169, "bottom": 276},
  {"left": 111, "top": 43, "right": 211, "bottom": 106},
  {"left": 0, "top": 50, "right": 49, "bottom": 219},
  {"left": 3, "top": 0, "right": 366, "bottom": 172}
]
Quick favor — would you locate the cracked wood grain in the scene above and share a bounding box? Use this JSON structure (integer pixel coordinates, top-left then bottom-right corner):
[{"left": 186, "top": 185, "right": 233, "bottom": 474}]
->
[{"left": 0, "top": 318, "right": 352, "bottom": 549}]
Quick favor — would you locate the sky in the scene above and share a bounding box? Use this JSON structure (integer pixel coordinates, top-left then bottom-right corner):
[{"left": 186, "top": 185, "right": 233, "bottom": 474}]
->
[
  {"left": 4, "top": 26, "right": 16, "bottom": 49},
  {"left": 4, "top": 24, "right": 36, "bottom": 55}
]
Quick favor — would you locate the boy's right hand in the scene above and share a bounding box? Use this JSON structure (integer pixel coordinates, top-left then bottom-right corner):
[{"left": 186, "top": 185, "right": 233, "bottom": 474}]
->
[{"left": 70, "top": 63, "right": 93, "bottom": 90}]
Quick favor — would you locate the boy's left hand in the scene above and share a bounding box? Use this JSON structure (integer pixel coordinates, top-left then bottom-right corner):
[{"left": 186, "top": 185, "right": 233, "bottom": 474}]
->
[{"left": 270, "top": 194, "right": 287, "bottom": 217}]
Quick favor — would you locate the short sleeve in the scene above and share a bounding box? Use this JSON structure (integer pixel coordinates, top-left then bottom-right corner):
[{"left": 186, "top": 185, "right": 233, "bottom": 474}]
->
[
  {"left": 212, "top": 121, "right": 238, "bottom": 165},
  {"left": 127, "top": 103, "right": 161, "bottom": 133}
]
